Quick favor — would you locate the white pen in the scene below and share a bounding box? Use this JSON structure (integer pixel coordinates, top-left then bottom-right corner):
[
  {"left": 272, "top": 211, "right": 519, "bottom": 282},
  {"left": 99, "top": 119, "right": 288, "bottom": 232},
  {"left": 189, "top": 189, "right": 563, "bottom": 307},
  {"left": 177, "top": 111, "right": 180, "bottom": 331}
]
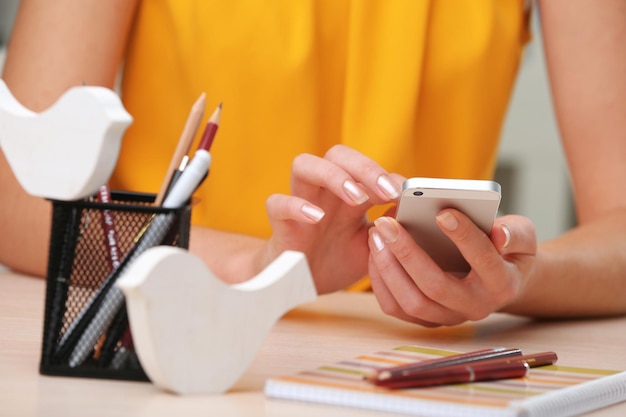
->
[
  {"left": 161, "top": 150, "right": 211, "bottom": 208},
  {"left": 66, "top": 103, "right": 221, "bottom": 367}
]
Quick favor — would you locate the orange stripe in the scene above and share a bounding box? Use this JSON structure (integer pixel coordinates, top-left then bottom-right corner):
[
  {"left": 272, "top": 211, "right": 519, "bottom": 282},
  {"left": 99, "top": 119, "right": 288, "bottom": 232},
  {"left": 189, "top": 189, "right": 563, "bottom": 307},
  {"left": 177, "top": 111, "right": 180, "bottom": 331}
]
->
[
  {"left": 275, "top": 376, "right": 512, "bottom": 408},
  {"left": 356, "top": 355, "right": 407, "bottom": 365}
]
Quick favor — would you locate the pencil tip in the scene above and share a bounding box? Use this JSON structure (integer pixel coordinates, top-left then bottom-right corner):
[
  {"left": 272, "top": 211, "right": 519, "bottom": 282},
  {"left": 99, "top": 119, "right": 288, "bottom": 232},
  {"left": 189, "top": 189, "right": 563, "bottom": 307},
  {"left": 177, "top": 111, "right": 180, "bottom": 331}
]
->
[{"left": 207, "top": 102, "right": 222, "bottom": 125}]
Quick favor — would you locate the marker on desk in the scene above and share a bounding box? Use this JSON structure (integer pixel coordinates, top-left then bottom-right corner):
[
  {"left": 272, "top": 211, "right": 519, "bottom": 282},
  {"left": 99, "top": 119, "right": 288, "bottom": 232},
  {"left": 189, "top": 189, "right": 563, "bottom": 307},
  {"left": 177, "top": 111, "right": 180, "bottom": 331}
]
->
[
  {"left": 371, "top": 347, "right": 522, "bottom": 381},
  {"left": 66, "top": 102, "right": 222, "bottom": 368},
  {"left": 374, "top": 351, "right": 558, "bottom": 389},
  {"left": 375, "top": 360, "right": 529, "bottom": 389}
]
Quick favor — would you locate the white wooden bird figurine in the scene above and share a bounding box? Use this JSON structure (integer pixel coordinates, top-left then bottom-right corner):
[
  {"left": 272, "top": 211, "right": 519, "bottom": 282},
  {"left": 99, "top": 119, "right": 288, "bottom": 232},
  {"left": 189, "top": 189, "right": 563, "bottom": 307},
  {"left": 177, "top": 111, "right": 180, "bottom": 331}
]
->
[
  {"left": 0, "top": 79, "right": 132, "bottom": 200},
  {"left": 116, "top": 247, "right": 317, "bottom": 395}
]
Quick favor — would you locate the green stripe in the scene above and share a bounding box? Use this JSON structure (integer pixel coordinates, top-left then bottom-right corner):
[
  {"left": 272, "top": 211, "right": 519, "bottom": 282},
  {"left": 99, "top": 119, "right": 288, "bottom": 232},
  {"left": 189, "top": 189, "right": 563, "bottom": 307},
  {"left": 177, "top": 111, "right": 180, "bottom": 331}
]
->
[
  {"left": 318, "top": 366, "right": 367, "bottom": 376},
  {"left": 547, "top": 365, "right": 620, "bottom": 376},
  {"left": 393, "top": 346, "right": 459, "bottom": 357}
]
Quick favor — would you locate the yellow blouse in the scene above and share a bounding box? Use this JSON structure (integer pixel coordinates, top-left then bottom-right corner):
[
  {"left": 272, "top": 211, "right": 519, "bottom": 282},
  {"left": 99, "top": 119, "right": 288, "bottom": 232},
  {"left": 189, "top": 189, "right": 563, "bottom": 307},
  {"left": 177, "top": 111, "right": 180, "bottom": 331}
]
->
[{"left": 114, "top": 0, "right": 529, "bottom": 240}]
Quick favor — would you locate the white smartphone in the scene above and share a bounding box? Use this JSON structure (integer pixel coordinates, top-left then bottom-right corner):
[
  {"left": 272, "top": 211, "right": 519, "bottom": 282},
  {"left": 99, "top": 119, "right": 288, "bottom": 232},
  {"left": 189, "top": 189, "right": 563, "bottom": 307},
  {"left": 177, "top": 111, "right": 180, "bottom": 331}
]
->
[{"left": 395, "top": 177, "right": 501, "bottom": 274}]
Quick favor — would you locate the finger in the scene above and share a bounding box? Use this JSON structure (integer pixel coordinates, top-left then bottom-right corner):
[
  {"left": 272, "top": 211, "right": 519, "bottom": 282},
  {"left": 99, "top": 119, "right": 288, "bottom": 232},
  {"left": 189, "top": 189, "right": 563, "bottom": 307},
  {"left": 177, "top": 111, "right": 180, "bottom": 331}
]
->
[
  {"left": 368, "top": 238, "right": 441, "bottom": 327},
  {"left": 324, "top": 145, "right": 402, "bottom": 202},
  {"left": 368, "top": 226, "right": 467, "bottom": 326},
  {"left": 266, "top": 194, "right": 325, "bottom": 224},
  {"left": 435, "top": 209, "right": 507, "bottom": 279},
  {"left": 291, "top": 153, "right": 372, "bottom": 206}
]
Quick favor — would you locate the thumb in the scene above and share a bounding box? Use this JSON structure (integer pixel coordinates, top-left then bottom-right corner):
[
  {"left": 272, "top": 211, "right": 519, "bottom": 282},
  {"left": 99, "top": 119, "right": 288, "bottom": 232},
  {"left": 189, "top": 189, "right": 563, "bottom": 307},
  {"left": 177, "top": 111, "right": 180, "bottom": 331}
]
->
[{"left": 491, "top": 215, "right": 537, "bottom": 257}]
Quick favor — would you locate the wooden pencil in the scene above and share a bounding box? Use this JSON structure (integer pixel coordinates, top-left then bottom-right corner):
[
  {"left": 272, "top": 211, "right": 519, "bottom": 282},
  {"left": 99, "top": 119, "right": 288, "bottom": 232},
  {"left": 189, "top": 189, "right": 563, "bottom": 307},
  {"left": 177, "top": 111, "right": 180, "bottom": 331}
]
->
[{"left": 154, "top": 92, "right": 206, "bottom": 206}]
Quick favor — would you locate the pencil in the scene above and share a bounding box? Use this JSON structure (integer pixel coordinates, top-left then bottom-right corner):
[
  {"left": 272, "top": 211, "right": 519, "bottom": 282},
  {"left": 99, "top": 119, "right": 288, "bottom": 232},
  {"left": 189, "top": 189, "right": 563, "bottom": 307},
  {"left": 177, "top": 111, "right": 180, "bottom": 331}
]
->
[
  {"left": 198, "top": 102, "right": 222, "bottom": 152},
  {"left": 96, "top": 184, "right": 121, "bottom": 270},
  {"left": 154, "top": 92, "right": 206, "bottom": 206}
]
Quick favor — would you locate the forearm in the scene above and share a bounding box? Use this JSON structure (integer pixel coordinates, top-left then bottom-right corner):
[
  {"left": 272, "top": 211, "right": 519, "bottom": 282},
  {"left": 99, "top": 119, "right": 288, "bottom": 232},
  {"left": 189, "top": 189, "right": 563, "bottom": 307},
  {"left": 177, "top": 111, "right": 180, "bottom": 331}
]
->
[
  {"left": 503, "top": 208, "right": 626, "bottom": 317},
  {"left": 0, "top": 0, "right": 138, "bottom": 276},
  {"left": 2, "top": 0, "right": 138, "bottom": 108},
  {"left": 0, "top": 152, "right": 51, "bottom": 277}
]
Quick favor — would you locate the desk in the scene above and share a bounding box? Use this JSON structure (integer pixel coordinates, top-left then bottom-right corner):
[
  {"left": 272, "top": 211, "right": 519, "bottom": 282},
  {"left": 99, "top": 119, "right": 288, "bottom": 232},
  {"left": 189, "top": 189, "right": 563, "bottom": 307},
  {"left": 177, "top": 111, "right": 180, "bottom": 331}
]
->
[{"left": 2, "top": 270, "right": 625, "bottom": 417}]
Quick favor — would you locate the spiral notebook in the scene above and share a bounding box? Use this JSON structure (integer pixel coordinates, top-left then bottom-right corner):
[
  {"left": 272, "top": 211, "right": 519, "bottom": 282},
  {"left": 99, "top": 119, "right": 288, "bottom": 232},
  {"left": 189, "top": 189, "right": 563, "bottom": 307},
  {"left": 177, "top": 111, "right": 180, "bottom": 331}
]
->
[{"left": 264, "top": 345, "right": 626, "bottom": 417}]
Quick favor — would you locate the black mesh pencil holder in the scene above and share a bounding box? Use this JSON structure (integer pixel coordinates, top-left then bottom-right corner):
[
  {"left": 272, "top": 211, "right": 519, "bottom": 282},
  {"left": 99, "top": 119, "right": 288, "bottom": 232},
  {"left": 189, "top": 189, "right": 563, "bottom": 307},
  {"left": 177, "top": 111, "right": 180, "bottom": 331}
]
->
[{"left": 40, "top": 191, "right": 191, "bottom": 381}]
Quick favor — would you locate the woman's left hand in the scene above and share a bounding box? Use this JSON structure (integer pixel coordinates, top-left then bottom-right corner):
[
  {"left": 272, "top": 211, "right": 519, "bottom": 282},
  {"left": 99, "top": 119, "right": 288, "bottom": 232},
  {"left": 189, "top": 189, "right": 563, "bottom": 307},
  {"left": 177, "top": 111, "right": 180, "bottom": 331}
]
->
[{"left": 368, "top": 210, "right": 537, "bottom": 326}]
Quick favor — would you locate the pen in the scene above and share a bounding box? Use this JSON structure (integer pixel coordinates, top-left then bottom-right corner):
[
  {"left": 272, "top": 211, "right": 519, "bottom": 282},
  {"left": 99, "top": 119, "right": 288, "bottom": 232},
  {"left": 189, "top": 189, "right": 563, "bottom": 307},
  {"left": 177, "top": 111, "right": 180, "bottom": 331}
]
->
[
  {"left": 46, "top": 205, "right": 81, "bottom": 360},
  {"left": 374, "top": 351, "right": 558, "bottom": 389},
  {"left": 66, "top": 213, "right": 175, "bottom": 367},
  {"left": 66, "top": 103, "right": 222, "bottom": 367},
  {"left": 96, "top": 305, "right": 129, "bottom": 367},
  {"left": 375, "top": 360, "right": 529, "bottom": 389},
  {"left": 108, "top": 326, "right": 136, "bottom": 370},
  {"left": 164, "top": 155, "right": 189, "bottom": 197},
  {"left": 372, "top": 347, "right": 522, "bottom": 381}
]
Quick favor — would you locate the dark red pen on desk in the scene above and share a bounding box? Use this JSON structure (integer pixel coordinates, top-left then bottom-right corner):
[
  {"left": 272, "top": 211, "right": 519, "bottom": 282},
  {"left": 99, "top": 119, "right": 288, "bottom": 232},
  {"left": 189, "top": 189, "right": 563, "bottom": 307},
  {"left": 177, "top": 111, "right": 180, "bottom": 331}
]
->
[
  {"left": 374, "top": 351, "right": 558, "bottom": 389},
  {"left": 371, "top": 347, "right": 523, "bottom": 382}
]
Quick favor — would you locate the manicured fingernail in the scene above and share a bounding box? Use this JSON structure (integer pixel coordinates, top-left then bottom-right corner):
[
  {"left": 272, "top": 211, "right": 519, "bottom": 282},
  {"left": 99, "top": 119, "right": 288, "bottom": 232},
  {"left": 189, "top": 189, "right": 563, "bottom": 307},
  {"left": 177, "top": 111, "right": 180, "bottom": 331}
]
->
[
  {"left": 436, "top": 211, "right": 458, "bottom": 231},
  {"left": 377, "top": 174, "right": 400, "bottom": 199},
  {"left": 302, "top": 204, "right": 325, "bottom": 222},
  {"left": 501, "top": 224, "right": 511, "bottom": 248},
  {"left": 373, "top": 217, "right": 399, "bottom": 243},
  {"left": 343, "top": 180, "right": 369, "bottom": 204},
  {"left": 371, "top": 229, "right": 385, "bottom": 252}
]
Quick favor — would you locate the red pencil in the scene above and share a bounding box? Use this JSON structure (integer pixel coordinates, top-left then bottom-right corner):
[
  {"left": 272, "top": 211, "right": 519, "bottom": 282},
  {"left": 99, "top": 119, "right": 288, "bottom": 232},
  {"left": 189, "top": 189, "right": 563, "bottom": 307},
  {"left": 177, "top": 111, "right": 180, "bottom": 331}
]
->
[
  {"left": 96, "top": 184, "right": 121, "bottom": 270},
  {"left": 197, "top": 102, "right": 222, "bottom": 151}
]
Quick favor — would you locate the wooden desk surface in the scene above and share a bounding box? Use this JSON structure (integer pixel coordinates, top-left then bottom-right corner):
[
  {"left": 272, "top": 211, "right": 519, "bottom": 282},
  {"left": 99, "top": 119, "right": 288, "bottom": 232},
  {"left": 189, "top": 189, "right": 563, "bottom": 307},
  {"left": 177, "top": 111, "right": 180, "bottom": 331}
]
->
[{"left": 2, "top": 270, "right": 626, "bottom": 417}]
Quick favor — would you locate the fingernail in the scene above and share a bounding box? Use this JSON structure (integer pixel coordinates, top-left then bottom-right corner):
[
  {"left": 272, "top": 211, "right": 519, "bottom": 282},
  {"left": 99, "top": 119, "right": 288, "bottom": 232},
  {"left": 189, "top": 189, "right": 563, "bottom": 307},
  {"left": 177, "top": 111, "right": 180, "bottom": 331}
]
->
[
  {"left": 377, "top": 174, "right": 400, "bottom": 199},
  {"left": 302, "top": 204, "right": 325, "bottom": 222},
  {"left": 501, "top": 224, "right": 511, "bottom": 248},
  {"left": 373, "top": 217, "right": 400, "bottom": 243},
  {"left": 371, "top": 229, "right": 385, "bottom": 252},
  {"left": 436, "top": 211, "right": 458, "bottom": 231},
  {"left": 343, "top": 180, "right": 369, "bottom": 204}
]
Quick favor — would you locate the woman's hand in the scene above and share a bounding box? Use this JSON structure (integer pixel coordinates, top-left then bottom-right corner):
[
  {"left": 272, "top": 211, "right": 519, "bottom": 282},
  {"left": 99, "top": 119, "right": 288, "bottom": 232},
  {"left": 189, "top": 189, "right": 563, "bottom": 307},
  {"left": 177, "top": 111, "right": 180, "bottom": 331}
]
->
[
  {"left": 368, "top": 210, "right": 537, "bottom": 326},
  {"left": 263, "top": 145, "right": 403, "bottom": 294}
]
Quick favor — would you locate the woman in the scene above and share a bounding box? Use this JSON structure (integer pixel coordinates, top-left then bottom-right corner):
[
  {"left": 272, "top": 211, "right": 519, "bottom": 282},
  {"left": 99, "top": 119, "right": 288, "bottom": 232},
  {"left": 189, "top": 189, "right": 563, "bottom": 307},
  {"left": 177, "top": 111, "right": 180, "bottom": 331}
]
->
[{"left": 1, "top": 0, "right": 625, "bottom": 326}]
